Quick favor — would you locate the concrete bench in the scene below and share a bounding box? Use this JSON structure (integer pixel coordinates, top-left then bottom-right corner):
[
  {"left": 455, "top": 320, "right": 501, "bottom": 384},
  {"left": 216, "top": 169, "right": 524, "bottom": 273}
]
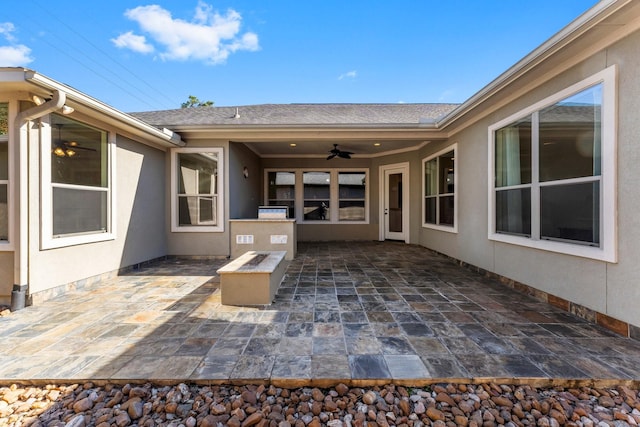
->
[{"left": 217, "top": 250, "right": 288, "bottom": 306}]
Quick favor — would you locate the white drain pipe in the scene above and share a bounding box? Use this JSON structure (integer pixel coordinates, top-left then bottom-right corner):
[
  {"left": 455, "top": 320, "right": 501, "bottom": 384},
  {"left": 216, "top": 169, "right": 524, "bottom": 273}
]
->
[{"left": 11, "top": 90, "right": 66, "bottom": 310}]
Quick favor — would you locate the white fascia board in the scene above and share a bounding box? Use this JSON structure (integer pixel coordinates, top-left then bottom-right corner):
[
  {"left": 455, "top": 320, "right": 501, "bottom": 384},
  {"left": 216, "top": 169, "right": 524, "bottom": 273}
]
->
[{"left": 24, "top": 70, "right": 184, "bottom": 148}]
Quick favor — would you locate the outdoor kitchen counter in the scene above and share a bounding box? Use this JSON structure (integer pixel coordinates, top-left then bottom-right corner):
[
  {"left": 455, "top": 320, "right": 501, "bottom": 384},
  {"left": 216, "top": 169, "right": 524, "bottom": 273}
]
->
[{"left": 229, "top": 219, "right": 297, "bottom": 260}]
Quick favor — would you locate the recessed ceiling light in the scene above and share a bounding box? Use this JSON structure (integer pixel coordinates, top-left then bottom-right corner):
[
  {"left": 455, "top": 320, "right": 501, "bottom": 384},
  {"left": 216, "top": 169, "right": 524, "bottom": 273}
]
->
[
  {"left": 290, "top": 143, "right": 297, "bottom": 147},
  {"left": 374, "top": 143, "right": 381, "bottom": 146}
]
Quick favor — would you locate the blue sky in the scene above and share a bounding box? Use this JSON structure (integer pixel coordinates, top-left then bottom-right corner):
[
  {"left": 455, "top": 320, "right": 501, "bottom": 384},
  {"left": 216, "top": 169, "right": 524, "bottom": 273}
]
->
[{"left": 2, "top": 1, "right": 597, "bottom": 112}]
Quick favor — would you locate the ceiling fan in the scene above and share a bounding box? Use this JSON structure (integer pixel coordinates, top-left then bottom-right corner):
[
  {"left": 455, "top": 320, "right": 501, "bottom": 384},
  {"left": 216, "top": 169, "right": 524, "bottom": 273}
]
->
[
  {"left": 52, "top": 124, "right": 97, "bottom": 158},
  {"left": 327, "top": 144, "right": 353, "bottom": 160}
]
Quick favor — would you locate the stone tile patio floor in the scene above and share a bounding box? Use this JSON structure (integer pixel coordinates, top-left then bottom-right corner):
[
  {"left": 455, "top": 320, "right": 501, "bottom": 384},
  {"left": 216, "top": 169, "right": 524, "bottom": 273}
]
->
[{"left": 1, "top": 241, "right": 639, "bottom": 387}]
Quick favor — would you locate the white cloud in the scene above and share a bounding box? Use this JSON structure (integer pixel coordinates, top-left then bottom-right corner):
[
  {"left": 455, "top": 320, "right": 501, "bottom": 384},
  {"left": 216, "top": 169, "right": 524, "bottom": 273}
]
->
[
  {"left": 0, "top": 22, "right": 33, "bottom": 66},
  {"left": 339, "top": 70, "right": 357, "bottom": 80},
  {"left": 113, "top": 1, "right": 259, "bottom": 64},
  {"left": 0, "top": 45, "right": 33, "bottom": 66},
  {"left": 111, "top": 31, "right": 154, "bottom": 54}
]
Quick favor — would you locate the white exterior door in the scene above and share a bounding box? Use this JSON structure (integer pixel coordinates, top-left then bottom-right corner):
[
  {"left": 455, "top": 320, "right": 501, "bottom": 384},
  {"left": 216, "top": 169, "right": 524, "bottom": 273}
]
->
[{"left": 380, "top": 163, "right": 409, "bottom": 242}]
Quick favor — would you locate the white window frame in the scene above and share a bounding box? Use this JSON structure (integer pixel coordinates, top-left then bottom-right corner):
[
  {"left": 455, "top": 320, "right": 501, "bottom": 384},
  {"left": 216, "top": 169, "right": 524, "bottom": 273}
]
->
[
  {"left": 264, "top": 168, "right": 369, "bottom": 224},
  {"left": 488, "top": 65, "right": 617, "bottom": 262},
  {"left": 41, "top": 117, "right": 116, "bottom": 249},
  {"left": 422, "top": 144, "right": 458, "bottom": 233},
  {"left": 171, "top": 147, "right": 224, "bottom": 232}
]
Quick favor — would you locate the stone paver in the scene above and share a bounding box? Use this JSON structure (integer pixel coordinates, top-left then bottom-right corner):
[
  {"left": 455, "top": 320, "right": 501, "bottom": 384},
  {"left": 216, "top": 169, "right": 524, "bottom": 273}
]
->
[{"left": 1, "top": 241, "right": 639, "bottom": 385}]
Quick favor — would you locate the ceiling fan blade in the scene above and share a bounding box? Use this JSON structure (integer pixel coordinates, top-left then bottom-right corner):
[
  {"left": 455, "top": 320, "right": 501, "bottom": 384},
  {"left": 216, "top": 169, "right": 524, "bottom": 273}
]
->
[
  {"left": 326, "top": 153, "right": 337, "bottom": 160},
  {"left": 70, "top": 145, "right": 97, "bottom": 151},
  {"left": 338, "top": 152, "right": 352, "bottom": 159}
]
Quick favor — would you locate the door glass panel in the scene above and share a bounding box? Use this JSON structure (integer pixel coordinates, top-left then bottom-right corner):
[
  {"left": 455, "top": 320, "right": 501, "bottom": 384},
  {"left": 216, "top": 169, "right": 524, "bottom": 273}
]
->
[{"left": 388, "top": 172, "right": 402, "bottom": 233}]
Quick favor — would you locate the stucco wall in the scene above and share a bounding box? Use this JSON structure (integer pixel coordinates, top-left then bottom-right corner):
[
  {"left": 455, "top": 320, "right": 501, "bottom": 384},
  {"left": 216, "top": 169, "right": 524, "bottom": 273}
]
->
[
  {"left": 28, "top": 133, "right": 168, "bottom": 295},
  {"left": 0, "top": 252, "right": 13, "bottom": 304},
  {"left": 229, "top": 142, "right": 261, "bottom": 219},
  {"left": 417, "top": 30, "right": 640, "bottom": 329}
]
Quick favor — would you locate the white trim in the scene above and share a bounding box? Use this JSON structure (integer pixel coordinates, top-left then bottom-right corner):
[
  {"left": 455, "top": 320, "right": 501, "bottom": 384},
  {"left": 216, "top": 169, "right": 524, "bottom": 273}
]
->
[
  {"left": 379, "top": 162, "right": 410, "bottom": 243},
  {"left": 263, "top": 167, "right": 370, "bottom": 224},
  {"left": 171, "top": 147, "right": 224, "bottom": 233},
  {"left": 421, "top": 143, "right": 458, "bottom": 233},
  {"left": 487, "top": 65, "right": 617, "bottom": 262},
  {"left": 41, "top": 118, "right": 116, "bottom": 249}
]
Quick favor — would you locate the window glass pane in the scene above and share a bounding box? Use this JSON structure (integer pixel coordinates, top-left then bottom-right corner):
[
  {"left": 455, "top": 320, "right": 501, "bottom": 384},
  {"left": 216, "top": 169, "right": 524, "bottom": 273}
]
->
[
  {"left": 178, "top": 153, "right": 218, "bottom": 195},
  {"left": 424, "top": 158, "right": 437, "bottom": 196},
  {"left": 339, "top": 172, "right": 365, "bottom": 198},
  {"left": 51, "top": 115, "right": 108, "bottom": 188},
  {"left": 495, "top": 118, "right": 531, "bottom": 187},
  {"left": 539, "top": 84, "right": 602, "bottom": 182},
  {"left": 268, "top": 172, "right": 295, "bottom": 218},
  {"left": 304, "top": 200, "right": 330, "bottom": 221},
  {"left": 439, "top": 195, "right": 455, "bottom": 226},
  {"left": 438, "top": 151, "right": 455, "bottom": 195},
  {"left": 424, "top": 197, "right": 436, "bottom": 224},
  {"left": 0, "top": 184, "right": 7, "bottom": 240},
  {"left": 496, "top": 188, "right": 531, "bottom": 236},
  {"left": 304, "top": 172, "right": 330, "bottom": 221},
  {"left": 338, "top": 172, "right": 365, "bottom": 221},
  {"left": 178, "top": 195, "right": 217, "bottom": 226},
  {"left": 303, "top": 172, "right": 330, "bottom": 198},
  {"left": 53, "top": 187, "right": 107, "bottom": 236},
  {"left": 541, "top": 181, "right": 599, "bottom": 245},
  {"left": 339, "top": 200, "right": 364, "bottom": 221},
  {"left": 0, "top": 141, "right": 7, "bottom": 181},
  {"left": 0, "top": 103, "right": 7, "bottom": 135}
]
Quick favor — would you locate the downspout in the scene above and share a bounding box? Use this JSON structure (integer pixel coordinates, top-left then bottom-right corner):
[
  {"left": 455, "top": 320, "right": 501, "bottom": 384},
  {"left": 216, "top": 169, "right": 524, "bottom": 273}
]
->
[{"left": 11, "top": 90, "right": 66, "bottom": 311}]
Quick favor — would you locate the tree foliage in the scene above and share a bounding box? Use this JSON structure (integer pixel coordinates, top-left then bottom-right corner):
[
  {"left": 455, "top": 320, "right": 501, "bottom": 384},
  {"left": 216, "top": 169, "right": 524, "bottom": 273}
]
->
[{"left": 181, "top": 95, "right": 214, "bottom": 108}]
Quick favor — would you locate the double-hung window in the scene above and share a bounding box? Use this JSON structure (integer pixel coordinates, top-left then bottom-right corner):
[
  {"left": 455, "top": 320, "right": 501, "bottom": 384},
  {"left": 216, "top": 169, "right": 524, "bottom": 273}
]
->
[
  {"left": 423, "top": 145, "right": 457, "bottom": 232},
  {"left": 265, "top": 168, "right": 368, "bottom": 223},
  {"left": 171, "top": 147, "right": 224, "bottom": 232},
  {"left": 488, "top": 66, "right": 616, "bottom": 262},
  {"left": 42, "top": 114, "right": 114, "bottom": 248},
  {"left": 0, "top": 103, "right": 8, "bottom": 244}
]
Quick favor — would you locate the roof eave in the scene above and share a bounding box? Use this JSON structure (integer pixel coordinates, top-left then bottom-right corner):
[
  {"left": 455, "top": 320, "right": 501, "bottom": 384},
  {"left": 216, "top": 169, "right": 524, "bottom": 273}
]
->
[{"left": 24, "top": 70, "right": 184, "bottom": 148}]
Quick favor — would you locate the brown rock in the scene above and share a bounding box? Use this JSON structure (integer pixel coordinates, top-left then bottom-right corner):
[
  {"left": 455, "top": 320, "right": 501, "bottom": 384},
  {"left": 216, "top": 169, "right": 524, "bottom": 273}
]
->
[
  {"left": 311, "top": 401, "right": 322, "bottom": 416},
  {"left": 455, "top": 415, "right": 469, "bottom": 427},
  {"left": 227, "top": 415, "right": 242, "bottom": 427},
  {"left": 242, "top": 412, "right": 264, "bottom": 427},
  {"left": 311, "top": 388, "right": 324, "bottom": 402},
  {"left": 72, "top": 398, "right": 93, "bottom": 413},
  {"left": 599, "top": 396, "right": 615, "bottom": 408},
  {"left": 426, "top": 407, "right": 445, "bottom": 421},
  {"left": 114, "top": 412, "right": 131, "bottom": 427},
  {"left": 201, "top": 415, "right": 218, "bottom": 427},
  {"left": 128, "top": 400, "right": 144, "bottom": 420},
  {"left": 436, "top": 392, "right": 456, "bottom": 407},
  {"left": 335, "top": 384, "right": 349, "bottom": 397},
  {"left": 491, "top": 396, "right": 513, "bottom": 408},
  {"left": 242, "top": 390, "right": 258, "bottom": 405},
  {"left": 362, "top": 391, "right": 377, "bottom": 405},
  {"left": 398, "top": 399, "right": 411, "bottom": 416}
]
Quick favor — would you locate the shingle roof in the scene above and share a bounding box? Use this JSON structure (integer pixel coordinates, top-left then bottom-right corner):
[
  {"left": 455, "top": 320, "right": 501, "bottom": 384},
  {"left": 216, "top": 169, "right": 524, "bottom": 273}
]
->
[{"left": 129, "top": 103, "right": 459, "bottom": 127}]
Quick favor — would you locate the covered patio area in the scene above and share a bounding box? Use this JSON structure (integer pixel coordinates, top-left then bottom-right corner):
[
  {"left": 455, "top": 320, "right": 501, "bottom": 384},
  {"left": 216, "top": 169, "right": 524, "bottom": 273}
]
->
[{"left": 0, "top": 241, "right": 638, "bottom": 386}]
